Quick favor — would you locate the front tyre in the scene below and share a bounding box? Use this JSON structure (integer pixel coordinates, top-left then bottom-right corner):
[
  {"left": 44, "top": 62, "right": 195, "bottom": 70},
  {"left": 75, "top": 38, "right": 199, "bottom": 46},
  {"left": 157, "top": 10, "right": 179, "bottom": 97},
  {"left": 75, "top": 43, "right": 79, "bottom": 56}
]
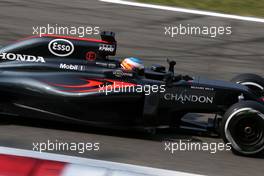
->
[
  {"left": 221, "top": 101, "right": 264, "bottom": 156},
  {"left": 231, "top": 74, "right": 264, "bottom": 97}
]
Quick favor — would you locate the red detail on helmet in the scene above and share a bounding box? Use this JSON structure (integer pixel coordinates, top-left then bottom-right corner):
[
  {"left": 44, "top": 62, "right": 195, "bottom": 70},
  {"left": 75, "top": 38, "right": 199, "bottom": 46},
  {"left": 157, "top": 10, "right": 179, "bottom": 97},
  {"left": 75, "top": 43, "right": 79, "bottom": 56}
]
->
[{"left": 86, "top": 51, "right": 96, "bottom": 61}]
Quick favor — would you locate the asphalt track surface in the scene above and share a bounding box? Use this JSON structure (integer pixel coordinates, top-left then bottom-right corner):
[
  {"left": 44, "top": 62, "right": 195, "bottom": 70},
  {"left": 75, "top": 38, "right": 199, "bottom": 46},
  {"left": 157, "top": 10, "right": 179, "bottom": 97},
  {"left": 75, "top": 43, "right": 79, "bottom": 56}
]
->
[{"left": 0, "top": 0, "right": 264, "bottom": 175}]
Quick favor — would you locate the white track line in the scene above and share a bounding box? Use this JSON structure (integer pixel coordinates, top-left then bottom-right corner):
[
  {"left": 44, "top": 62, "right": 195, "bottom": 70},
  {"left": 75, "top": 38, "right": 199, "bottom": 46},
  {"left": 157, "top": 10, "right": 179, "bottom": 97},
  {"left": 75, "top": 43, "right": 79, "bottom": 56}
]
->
[{"left": 99, "top": 0, "right": 264, "bottom": 23}]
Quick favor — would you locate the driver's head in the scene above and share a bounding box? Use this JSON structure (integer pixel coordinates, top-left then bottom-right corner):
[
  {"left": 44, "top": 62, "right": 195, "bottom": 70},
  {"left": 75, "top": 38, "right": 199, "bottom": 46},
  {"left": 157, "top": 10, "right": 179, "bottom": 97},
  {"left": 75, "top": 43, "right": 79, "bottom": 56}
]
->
[{"left": 121, "top": 57, "right": 144, "bottom": 72}]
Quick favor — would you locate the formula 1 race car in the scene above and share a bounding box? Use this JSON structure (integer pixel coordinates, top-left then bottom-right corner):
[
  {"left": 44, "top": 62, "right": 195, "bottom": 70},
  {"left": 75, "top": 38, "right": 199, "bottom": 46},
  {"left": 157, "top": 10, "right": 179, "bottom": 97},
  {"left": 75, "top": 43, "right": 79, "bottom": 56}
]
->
[{"left": 0, "top": 31, "right": 263, "bottom": 156}]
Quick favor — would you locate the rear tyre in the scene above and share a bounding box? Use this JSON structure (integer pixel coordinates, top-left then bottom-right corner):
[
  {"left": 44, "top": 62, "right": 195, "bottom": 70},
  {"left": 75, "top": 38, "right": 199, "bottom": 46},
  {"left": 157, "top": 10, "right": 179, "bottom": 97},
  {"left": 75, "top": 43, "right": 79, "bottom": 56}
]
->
[
  {"left": 221, "top": 101, "right": 264, "bottom": 156},
  {"left": 231, "top": 74, "right": 264, "bottom": 97}
]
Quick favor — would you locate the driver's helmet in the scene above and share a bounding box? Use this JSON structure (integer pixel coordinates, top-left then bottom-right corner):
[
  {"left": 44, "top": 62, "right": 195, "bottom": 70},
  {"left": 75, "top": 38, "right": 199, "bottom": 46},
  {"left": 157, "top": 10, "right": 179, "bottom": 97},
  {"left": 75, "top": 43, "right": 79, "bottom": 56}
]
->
[{"left": 121, "top": 57, "right": 144, "bottom": 72}]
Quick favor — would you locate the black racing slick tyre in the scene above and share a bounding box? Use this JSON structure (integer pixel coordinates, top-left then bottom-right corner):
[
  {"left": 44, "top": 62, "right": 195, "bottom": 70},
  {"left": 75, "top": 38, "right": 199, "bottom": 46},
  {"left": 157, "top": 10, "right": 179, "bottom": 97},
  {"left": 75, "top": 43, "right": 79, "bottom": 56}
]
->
[
  {"left": 231, "top": 74, "right": 264, "bottom": 97},
  {"left": 221, "top": 101, "right": 264, "bottom": 156}
]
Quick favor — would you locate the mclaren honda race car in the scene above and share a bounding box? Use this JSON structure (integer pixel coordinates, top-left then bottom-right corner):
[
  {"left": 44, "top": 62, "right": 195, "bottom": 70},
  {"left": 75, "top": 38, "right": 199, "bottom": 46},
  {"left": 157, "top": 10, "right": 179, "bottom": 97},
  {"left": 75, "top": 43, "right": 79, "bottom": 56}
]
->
[{"left": 0, "top": 31, "right": 263, "bottom": 156}]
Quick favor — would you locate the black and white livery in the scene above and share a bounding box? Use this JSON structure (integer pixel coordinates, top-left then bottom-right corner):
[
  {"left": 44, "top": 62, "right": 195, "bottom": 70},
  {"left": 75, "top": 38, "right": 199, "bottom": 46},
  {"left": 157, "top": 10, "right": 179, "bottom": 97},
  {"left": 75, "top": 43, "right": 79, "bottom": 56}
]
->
[{"left": 0, "top": 31, "right": 263, "bottom": 156}]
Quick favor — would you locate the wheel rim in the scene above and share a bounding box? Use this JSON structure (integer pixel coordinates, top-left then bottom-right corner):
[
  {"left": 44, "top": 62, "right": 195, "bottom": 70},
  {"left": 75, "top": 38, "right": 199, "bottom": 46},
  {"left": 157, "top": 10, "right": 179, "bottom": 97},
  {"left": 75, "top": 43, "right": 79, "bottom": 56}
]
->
[
  {"left": 225, "top": 108, "right": 264, "bottom": 154},
  {"left": 239, "top": 82, "right": 264, "bottom": 97},
  {"left": 230, "top": 114, "right": 263, "bottom": 146}
]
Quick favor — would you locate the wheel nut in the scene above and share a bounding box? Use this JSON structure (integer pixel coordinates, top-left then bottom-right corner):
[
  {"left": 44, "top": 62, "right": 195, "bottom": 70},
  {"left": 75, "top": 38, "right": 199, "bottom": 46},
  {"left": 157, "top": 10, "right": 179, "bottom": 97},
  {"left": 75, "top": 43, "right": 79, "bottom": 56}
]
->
[{"left": 244, "top": 126, "right": 252, "bottom": 134}]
